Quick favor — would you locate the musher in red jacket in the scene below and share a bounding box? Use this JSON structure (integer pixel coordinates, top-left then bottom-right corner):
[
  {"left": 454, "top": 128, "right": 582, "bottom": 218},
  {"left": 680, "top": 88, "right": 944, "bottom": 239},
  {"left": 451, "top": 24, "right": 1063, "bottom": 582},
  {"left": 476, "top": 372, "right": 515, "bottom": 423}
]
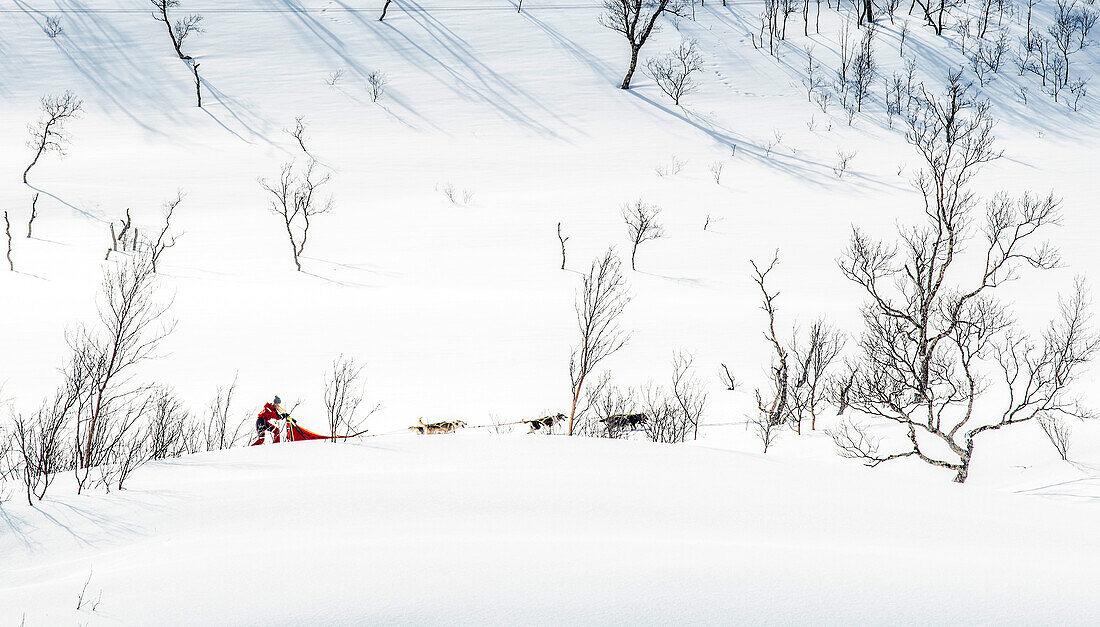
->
[{"left": 256, "top": 396, "right": 289, "bottom": 443}]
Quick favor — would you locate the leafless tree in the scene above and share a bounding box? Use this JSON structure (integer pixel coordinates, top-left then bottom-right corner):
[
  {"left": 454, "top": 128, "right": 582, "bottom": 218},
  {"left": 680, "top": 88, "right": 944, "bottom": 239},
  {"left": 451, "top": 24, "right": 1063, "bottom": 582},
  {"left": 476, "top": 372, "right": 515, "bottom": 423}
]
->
[
  {"left": 669, "top": 351, "right": 707, "bottom": 440},
  {"left": 23, "top": 91, "right": 82, "bottom": 184},
  {"left": 106, "top": 209, "right": 136, "bottom": 260},
  {"left": 757, "top": 0, "right": 780, "bottom": 55},
  {"left": 44, "top": 15, "right": 63, "bottom": 38},
  {"left": 750, "top": 253, "right": 789, "bottom": 450},
  {"left": 150, "top": 0, "right": 205, "bottom": 106},
  {"left": 259, "top": 160, "right": 333, "bottom": 271},
  {"left": 912, "top": 0, "right": 949, "bottom": 34},
  {"left": 709, "top": 161, "right": 725, "bottom": 184},
  {"left": 112, "top": 418, "right": 152, "bottom": 491},
  {"left": 1048, "top": 0, "right": 1091, "bottom": 86},
  {"left": 830, "top": 74, "right": 1097, "bottom": 483},
  {"left": 600, "top": 0, "right": 689, "bottom": 89},
  {"left": 1037, "top": 414, "right": 1072, "bottom": 460},
  {"left": 787, "top": 319, "right": 843, "bottom": 433},
  {"left": 67, "top": 252, "right": 174, "bottom": 493},
  {"left": 324, "top": 355, "right": 379, "bottom": 440},
  {"left": 145, "top": 387, "right": 192, "bottom": 460},
  {"left": 836, "top": 23, "right": 854, "bottom": 86},
  {"left": 326, "top": 68, "right": 346, "bottom": 86},
  {"left": 623, "top": 199, "right": 663, "bottom": 270},
  {"left": 644, "top": 385, "right": 691, "bottom": 443},
  {"left": 12, "top": 394, "right": 74, "bottom": 504},
  {"left": 557, "top": 222, "right": 569, "bottom": 270},
  {"left": 147, "top": 192, "right": 184, "bottom": 273},
  {"left": 379, "top": 0, "right": 394, "bottom": 21},
  {"left": 851, "top": 28, "right": 877, "bottom": 112},
  {"left": 568, "top": 249, "right": 630, "bottom": 435},
  {"left": 286, "top": 116, "right": 309, "bottom": 154},
  {"left": 970, "top": 31, "right": 1008, "bottom": 87},
  {"left": 719, "top": 363, "right": 739, "bottom": 391},
  {"left": 27, "top": 193, "right": 39, "bottom": 238},
  {"left": 4, "top": 212, "right": 12, "bottom": 272},
  {"left": 833, "top": 149, "right": 856, "bottom": 178},
  {"left": 751, "top": 410, "right": 782, "bottom": 453},
  {"left": 204, "top": 375, "right": 243, "bottom": 451},
  {"left": 645, "top": 39, "right": 703, "bottom": 104},
  {"left": 803, "top": 45, "right": 824, "bottom": 102},
  {"left": 367, "top": 71, "right": 389, "bottom": 102}
]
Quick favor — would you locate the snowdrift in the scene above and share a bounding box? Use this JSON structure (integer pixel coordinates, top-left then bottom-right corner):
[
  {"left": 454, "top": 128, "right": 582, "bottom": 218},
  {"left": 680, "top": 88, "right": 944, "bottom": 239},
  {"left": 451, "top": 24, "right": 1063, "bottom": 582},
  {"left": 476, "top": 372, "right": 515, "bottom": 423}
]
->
[{"left": 2, "top": 436, "right": 1099, "bottom": 625}]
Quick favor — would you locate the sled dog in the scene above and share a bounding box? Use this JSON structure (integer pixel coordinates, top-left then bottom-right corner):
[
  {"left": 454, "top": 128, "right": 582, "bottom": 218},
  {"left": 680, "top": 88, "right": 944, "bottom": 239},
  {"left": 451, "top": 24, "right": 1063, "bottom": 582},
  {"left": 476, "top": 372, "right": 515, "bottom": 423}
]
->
[
  {"left": 525, "top": 413, "right": 565, "bottom": 433},
  {"left": 410, "top": 418, "right": 466, "bottom": 435}
]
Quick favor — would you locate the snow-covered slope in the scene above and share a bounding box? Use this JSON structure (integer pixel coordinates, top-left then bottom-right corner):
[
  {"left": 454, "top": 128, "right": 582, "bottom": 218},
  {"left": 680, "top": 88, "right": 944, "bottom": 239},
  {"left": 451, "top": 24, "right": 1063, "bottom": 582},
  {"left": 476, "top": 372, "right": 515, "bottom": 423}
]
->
[
  {"left": 3, "top": 0, "right": 1100, "bottom": 621},
  {"left": 4, "top": 436, "right": 1099, "bottom": 625},
  {"left": 1, "top": 0, "right": 1097, "bottom": 441}
]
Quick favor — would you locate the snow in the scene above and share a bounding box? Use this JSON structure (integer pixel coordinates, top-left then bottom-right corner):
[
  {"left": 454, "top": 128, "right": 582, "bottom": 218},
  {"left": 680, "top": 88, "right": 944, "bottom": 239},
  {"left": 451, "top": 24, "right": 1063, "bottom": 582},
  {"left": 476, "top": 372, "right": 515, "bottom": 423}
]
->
[
  {"left": 4, "top": 435, "right": 1100, "bottom": 625},
  {"left": 2, "top": 0, "right": 1100, "bottom": 622}
]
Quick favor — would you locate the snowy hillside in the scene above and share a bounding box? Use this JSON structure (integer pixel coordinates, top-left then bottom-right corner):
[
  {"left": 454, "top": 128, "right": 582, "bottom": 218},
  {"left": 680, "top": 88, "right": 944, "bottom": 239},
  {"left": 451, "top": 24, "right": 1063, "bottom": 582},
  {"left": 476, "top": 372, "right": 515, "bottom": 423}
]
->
[
  {"left": 5, "top": 436, "right": 1100, "bottom": 625},
  {"left": 2, "top": 0, "right": 1100, "bottom": 622}
]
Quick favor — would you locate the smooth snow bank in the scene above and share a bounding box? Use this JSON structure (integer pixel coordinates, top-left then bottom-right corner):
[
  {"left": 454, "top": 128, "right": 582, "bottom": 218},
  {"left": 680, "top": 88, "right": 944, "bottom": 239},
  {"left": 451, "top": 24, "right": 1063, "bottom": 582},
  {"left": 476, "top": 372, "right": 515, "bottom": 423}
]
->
[{"left": 2, "top": 436, "right": 1098, "bottom": 625}]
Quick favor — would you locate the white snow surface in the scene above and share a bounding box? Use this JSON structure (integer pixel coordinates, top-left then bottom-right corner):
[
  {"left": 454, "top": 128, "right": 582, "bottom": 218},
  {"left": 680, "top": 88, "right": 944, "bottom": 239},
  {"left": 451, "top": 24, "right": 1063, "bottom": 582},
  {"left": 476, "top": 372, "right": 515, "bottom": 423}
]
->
[
  {"left": 3, "top": 435, "right": 1100, "bottom": 625},
  {"left": 2, "top": 0, "right": 1100, "bottom": 622}
]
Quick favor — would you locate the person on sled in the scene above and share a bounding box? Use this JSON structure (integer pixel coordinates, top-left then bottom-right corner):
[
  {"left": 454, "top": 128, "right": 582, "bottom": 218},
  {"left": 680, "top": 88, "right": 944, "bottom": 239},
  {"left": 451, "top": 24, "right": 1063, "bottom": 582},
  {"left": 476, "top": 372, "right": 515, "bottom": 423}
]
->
[{"left": 256, "top": 396, "right": 290, "bottom": 444}]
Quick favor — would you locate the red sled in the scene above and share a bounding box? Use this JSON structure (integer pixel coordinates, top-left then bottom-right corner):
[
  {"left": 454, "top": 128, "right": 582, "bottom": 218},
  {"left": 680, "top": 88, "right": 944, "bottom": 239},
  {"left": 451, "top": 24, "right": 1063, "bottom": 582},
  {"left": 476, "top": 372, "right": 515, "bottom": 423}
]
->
[{"left": 250, "top": 418, "right": 333, "bottom": 445}]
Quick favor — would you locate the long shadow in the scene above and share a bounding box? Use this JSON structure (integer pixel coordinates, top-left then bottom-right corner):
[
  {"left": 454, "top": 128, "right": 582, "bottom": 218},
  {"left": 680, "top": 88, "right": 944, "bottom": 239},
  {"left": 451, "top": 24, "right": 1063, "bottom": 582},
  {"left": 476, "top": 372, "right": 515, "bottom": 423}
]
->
[
  {"left": 300, "top": 255, "right": 403, "bottom": 279},
  {"left": 635, "top": 269, "right": 708, "bottom": 287},
  {"left": 300, "top": 270, "right": 381, "bottom": 289},
  {"left": 13, "top": 0, "right": 180, "bottom": 136},
  {"left": 0, "top": 503, "right": 37, "bottom": 551},
  {"left": 201, "top": 107, "right": 251, "bottom": 144},
  {"left": 624, "top": 90, "right": 905, "bottom": 193},
  {"left": 198, "top": 68, "right": 287, "bottom": 150},
  {"left": 273, "top": 0, "right": 374, "bottom": 79},
  {"left": 26, "top": 183, "right": 109, "bottom": 223},
  {"left": 520, "top": 7, "right": 618, "bottom": 88},
  {"left": 398, "top": 0, "right": 578, "bottom": 138}
]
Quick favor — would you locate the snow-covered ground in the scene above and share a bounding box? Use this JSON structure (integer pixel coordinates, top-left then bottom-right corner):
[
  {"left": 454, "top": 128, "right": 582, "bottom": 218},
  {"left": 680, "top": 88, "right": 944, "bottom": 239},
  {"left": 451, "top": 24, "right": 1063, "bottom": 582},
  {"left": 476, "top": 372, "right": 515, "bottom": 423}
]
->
[
  {"left": 4, "top": 435, "right": 1100, "bottom": 625},
  {"left": 2, "top": 0, "right": 1100, "bottom": 622}
]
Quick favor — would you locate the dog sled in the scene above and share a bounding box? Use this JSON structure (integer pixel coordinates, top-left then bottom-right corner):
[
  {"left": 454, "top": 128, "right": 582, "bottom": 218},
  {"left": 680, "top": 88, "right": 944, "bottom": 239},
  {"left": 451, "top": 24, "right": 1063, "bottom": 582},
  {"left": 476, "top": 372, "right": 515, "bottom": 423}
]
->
[{"left": 250, "top": 417, "right": 362, "bottom": 445}]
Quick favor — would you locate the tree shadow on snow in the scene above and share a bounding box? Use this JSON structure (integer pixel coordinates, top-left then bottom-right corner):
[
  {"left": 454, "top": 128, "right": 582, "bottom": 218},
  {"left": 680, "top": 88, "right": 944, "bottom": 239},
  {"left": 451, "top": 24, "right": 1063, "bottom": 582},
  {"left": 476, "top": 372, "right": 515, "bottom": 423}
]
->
[
  {"left": 625, "top": 89, "right": 908, "bottom": 194},
  {"left": 25, "top": 184, "right": 109, "bottom": 224}
]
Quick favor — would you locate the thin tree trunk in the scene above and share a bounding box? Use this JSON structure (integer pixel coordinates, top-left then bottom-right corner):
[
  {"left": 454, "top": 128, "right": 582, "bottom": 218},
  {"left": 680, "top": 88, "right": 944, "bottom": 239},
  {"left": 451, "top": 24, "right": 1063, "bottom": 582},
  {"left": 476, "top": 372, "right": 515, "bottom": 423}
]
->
[
  {"left": 191, "top": 62, "right": 202, "bottom": 107},
  {"left": 27, "top": 193, "right": 39, "bottom": 238},
  {"left": 621, "top": 45, "right": 641, "bottom": 89},
  {"left": 23, "top": 122, "right": 54, "bottom": 183},
  {"left": 379, "top": 0, "right": 393, "bottom": 21},
  {"left": 4, "top": 211, "right": 13, "bottom": 271}
]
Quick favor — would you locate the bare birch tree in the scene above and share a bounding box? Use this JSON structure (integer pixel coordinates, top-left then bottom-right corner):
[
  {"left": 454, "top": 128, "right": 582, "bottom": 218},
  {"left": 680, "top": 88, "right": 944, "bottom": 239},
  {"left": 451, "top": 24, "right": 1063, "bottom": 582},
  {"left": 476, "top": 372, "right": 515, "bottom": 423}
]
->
[
  {"left": 67, "top": 252, "right": 174, "bottom": 493},
  {"left": 150, "top": 0, "right": 205, "bottom": 106},
  {"left": 670, "top": 351, "right": 707, "bottom": 440},
  {"left": 788, "top": 319, "right": 843, "bottom": 433},
  {"left": 204, "top": 375, "right": 248, "bottom": 451},
  {"left": 623, "top": 199, "right": 663, "bottom": 270},
  {"left": 4, "top": 212, "right": 12, "bottom": 272},
  {"left": 829, "top": 74, "right": 1097, "bottom": 483},
  {"left": 750, "top": 253, "right": 788, "bottom": 453},
  {"left": 568, "top": 249, "right": 630, "bottom": 436},
  {"left": 149, "top": 192, "right": 183, "bottom": 273},
  {"left": 645, "top": 39, "right": 704, "bottom": 104},
  {"left": 259, "top": 160, "right": 333, "bottom": 271},
  {"left": 324, "top": 356, "right": 379, "bottom": 440},
  {"left": 12, "top": 394, "right": 74, "bottom": 504},
  {"left": 23, "top": 91, "right": 82, "bottom": 183},
  {"left": 600, "top": 0, "right": 689, "bottom": 89}
]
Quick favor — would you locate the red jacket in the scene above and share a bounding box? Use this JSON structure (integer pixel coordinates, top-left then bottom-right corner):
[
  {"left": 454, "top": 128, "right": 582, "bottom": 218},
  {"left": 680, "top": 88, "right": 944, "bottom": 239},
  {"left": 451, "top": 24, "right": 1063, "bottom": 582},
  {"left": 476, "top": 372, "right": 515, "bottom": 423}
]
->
[{"left": 258, "top": 403, "right": 283, "bottom": 424}]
